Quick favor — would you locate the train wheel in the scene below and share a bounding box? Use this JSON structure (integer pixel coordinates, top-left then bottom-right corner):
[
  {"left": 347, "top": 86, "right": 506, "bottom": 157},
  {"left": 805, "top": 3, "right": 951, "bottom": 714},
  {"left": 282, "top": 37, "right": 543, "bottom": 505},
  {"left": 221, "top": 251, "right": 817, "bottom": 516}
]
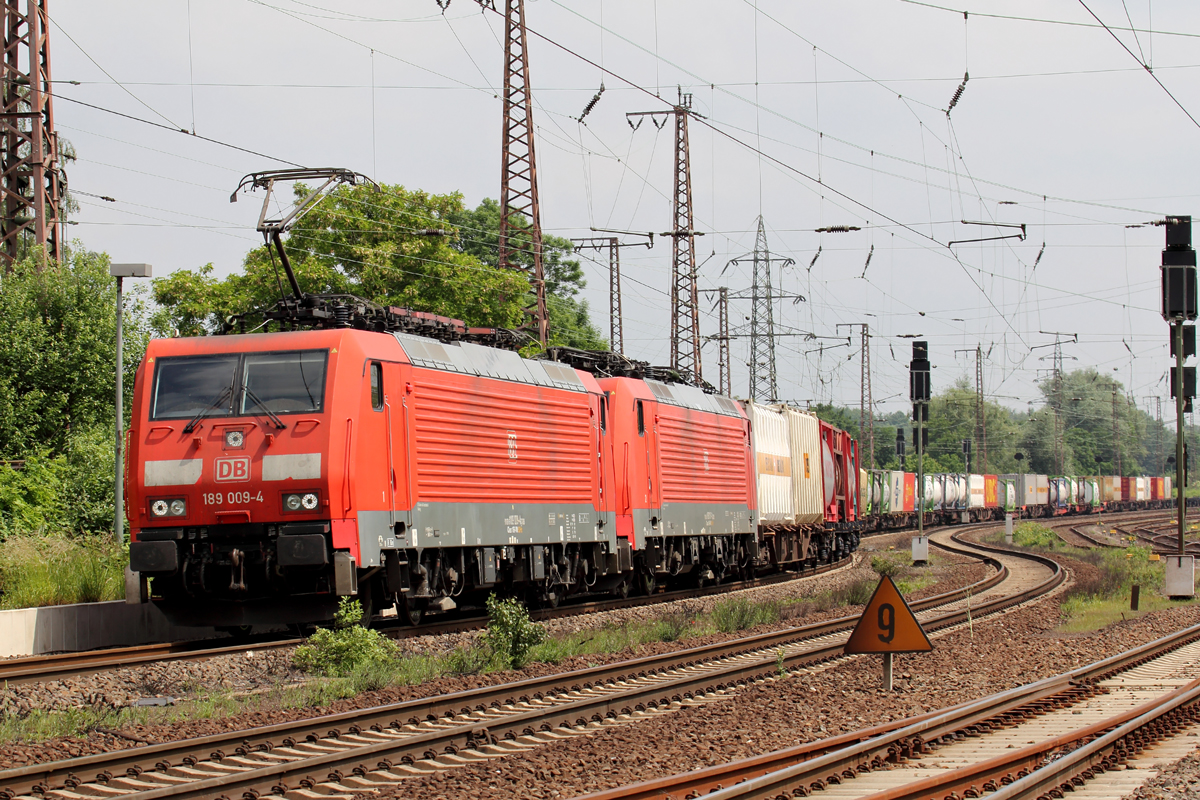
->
[
  {"left": 218, "top": 625, "right": 253, "bottom": 641},
  {"left": 398, "top": 594, "right": 425, "bottom": 626},
  {"left": 639, "top": 570, "right": 657, "bottom": 596},
  {"left": 612, "top": 579, "right": 630, "bottom": 600},
  {"left": 287, "top": 623, "right": 316, "bottom": 638}
]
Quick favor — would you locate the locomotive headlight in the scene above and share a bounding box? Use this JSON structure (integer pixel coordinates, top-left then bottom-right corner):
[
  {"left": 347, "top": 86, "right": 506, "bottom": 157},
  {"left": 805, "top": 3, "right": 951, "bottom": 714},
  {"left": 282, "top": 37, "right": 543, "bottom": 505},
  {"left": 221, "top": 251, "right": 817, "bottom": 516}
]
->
[
  {"left": 169, "top": 499, "right": 187, "bottom": 517},
  {"left": 301, "top": 492, "right": 318, "bottom": 510},
  {"left": 151, "top": 500, "right": 169, "bottom": 517},
  {"left": 225, "top": 430, "right": 244, "bottom": 448},
  {"left": 285, "top": 494, "right": 302, "bottom": 511}
]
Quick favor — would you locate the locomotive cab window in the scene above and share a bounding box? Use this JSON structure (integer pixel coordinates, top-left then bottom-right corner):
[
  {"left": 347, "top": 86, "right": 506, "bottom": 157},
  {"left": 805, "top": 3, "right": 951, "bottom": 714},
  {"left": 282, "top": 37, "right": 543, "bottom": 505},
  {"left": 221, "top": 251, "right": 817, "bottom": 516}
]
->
[
  {"left": 599, "top": 396, "right": 607, "bottom": 433},
  {"left": 150, "top": 350, "right": 328, "bottom": 421},
  {"left": 370, "top": 362, "right": 383, "bottom": 410},
  {"left": 240, "top": 351, "right": 328, "bottom": 415},
  {"left": 151, "top": 354, "right": 239, "bottom": 420},
  {"left": 636, "top": 400, "right": 645, "bottom": 436}
]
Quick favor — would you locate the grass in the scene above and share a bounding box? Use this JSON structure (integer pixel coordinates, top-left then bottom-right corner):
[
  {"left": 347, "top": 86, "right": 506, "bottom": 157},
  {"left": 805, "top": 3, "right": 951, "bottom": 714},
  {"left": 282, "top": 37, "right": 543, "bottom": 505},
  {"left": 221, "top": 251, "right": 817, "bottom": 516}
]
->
[
  {"left": 0, "top": 532, "right": 126, "bottom": 609},
  {"left": 988, "top": 521, "right": 1200, "bottom": 632}
]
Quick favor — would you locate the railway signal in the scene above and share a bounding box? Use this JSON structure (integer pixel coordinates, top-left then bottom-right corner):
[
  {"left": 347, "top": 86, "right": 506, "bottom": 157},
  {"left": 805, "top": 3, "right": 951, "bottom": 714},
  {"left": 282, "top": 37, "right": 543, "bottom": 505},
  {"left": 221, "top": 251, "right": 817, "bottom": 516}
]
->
[
  {"left": 1161, "top": 214, "right": 1196, "bottom": 598},
  {"left": 844, "top": 574, "right": 932, "bottom": 690},
  {"left": 910, "top": 341, "right": 931, "bottom": 563}
]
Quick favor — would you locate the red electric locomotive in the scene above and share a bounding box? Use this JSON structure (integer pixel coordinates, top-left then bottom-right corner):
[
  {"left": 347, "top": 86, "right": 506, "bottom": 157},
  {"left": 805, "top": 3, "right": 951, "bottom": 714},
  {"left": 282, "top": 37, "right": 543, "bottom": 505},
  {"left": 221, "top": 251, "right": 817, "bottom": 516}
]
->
[{"left": 125, "top": 168, "right": 854, "bottom": 631}]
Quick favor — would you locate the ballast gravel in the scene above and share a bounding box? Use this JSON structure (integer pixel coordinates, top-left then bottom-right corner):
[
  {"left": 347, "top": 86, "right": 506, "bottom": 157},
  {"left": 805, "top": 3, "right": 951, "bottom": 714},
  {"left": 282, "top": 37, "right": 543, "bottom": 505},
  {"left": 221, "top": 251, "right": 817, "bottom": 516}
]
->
[
  {"left": 0, "top": 530, "right": 982, "bottom": 768},
  {"left": 373, "top": 600, "right": 1200, "bottom": 800}
]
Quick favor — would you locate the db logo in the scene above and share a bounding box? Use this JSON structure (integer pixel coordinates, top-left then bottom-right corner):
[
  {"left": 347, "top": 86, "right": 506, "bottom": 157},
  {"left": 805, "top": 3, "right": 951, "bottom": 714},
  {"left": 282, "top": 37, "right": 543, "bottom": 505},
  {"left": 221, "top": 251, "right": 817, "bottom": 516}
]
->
[{"left": 214, "top": 456, "right": 251, "bottom": 483}]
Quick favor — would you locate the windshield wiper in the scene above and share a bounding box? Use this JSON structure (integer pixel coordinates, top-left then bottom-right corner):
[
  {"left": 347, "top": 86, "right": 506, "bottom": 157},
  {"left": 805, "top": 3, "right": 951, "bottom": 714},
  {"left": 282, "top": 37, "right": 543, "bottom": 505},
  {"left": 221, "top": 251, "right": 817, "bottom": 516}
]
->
[
  {"left": 241, "top": 386, "right": 288, "bottom": 430},
  {"left": 183, "top": 386, "right": 233, "bottom": 434}
]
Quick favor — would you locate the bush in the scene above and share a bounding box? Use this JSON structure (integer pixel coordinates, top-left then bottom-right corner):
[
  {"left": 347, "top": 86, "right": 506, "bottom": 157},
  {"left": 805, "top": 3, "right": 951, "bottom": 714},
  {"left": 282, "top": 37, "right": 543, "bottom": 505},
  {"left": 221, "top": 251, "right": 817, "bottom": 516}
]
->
[
  {"left": 654, "top": 610, "right": 696, "bottom": 642},
  {"left": 871, "top": 554, "right": 906, "bottom": 578},
  {"left": 293, "top": 599, "right": 398, "bottom": 677},
  {"left": 484, "top": 594, "right": 545, "bottom": 670},
  {"left": 712, "top": 597, "right": 781, "bottom": 633},
  {"left": 833, "top": 578, "right": 876, "bottom": 607},
  {"left": 0, "top": 532, "right": 125, "bottom": 608},
  {"left": 1013, "top": 522, "right": 1058, "bottom": 549}
]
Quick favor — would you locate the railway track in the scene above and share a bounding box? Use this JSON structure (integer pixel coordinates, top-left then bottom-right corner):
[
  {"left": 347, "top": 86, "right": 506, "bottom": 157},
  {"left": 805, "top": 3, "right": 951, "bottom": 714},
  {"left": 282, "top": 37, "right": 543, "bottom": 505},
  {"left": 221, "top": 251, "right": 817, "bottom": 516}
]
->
[
  {"left": 0, "top": 520, "right": 1056, "bottom": 800},
  {"left": 619, "top": 615, "right": 1200, "bottom": 800},
  {"left": 0, "top": 554, "right": 855, "bottom": 686}
]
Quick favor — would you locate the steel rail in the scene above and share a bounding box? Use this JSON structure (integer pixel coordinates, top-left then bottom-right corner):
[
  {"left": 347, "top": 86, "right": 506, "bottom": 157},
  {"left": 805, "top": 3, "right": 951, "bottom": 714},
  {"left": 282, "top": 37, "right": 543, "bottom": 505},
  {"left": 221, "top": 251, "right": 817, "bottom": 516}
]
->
[
  {"left": 610, "top": 542, "right": 1199, "bottom": 800},
  {"left": 987, "top": 680, "right": 1200, "bottom": 800},
  {"left": 660, "top": 623, "right": 1200, "bottom": 800},
  {"left": 4, "top": 523, "right": 1054, "bottom": 800},
  {"left": 0, "top": 555, "right": 857, "bottom": 687},
  {"left": 0, "top": 525, "right": 1008, "bottom": 799},
  {"left": 67, "top": 557, "right": 1032, "bottom": 800}
]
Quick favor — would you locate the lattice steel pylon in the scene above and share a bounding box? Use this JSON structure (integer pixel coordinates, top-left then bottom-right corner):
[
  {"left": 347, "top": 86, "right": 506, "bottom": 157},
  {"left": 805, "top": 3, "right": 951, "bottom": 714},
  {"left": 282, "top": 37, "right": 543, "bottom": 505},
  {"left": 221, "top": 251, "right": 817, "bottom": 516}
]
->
[
  {"left": 668, "top": 90, "right": 701, "bottom": 383},
  {"left": 714, "top": 286, "right": 730, "bottom": 396},
  {"left": 974, "top": 345, "right": 987, "bottom": 474},
  {"left": 630, "top": 89, "right": 704, "bottom": 383},
  {"left": 484, "top": 0, "right": 547, "bottom": 345},
  {"left": 1, "top": 0, "right": 64, "bottom": 269},
  {"left": 570, "top": 232, "right": 652, "bottom": 355},
  {"left": 861, "top": 324, "right": 874, "bottom": 467},
  {"left": 749, "top": 217, "right": 776, "bottom": 402},
  {"left": 727, "top": 217, "right": 793, "bottom": 401}
]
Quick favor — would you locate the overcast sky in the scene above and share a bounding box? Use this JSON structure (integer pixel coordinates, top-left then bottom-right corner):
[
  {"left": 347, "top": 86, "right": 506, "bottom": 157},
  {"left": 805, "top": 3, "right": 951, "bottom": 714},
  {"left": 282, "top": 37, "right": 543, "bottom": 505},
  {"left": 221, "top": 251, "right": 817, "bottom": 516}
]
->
[{"left": 52, "top": 0, "right": 1200, "bottom": 423}]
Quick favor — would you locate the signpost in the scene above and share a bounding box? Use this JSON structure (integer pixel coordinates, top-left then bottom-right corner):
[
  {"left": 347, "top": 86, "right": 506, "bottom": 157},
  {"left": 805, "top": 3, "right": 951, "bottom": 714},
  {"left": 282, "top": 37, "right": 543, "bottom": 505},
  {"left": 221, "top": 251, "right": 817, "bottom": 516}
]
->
[{"left": 845, "top": 575, "right": 933, "bottom": 690}]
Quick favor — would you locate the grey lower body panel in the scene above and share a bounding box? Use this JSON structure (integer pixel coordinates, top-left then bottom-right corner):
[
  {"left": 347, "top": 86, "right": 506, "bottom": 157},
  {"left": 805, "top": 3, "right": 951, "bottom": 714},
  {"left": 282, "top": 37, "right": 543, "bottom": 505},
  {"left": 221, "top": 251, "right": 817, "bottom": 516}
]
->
[{"left": 373, "top": 501, "right": 613, "bottom": 559}]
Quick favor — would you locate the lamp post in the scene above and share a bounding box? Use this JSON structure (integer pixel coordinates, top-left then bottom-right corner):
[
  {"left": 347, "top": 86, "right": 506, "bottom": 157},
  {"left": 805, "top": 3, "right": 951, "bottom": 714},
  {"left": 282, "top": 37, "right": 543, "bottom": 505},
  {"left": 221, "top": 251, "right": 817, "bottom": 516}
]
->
[{"left": 110, "top": 263, "right": 152, "bottom": 545}]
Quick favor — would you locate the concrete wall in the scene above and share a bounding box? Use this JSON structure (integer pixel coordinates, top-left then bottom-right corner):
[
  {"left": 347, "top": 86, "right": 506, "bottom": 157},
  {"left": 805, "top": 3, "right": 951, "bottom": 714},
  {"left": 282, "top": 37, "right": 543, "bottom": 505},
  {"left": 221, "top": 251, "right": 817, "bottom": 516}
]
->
[{"left": 0, "top": 601, "right": 217, "bottom": 657}]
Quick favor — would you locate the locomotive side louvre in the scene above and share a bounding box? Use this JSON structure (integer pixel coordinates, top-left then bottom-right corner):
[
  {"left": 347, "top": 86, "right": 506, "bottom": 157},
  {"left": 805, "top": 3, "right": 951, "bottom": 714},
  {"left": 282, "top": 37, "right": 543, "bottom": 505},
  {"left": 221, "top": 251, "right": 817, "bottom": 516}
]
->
[{"left": 601, "top": 377, "right": 755, "bottom": 583}]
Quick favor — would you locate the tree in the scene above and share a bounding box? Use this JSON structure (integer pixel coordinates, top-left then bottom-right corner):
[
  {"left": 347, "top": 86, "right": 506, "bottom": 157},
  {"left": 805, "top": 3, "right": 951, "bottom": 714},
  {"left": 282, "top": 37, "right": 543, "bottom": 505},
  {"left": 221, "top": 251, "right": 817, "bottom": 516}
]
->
[
  {"left": 153, "top": 184, "right": 530, "bottom": 337},
  {"left": 0, "top": 247, "right": 149, "bottom": 532},
  {"left": 153, "top": 189, "right": 607, "bottom": 350},
  {"left": 450, "top": 198, "right": 605, "bottom": 349}
]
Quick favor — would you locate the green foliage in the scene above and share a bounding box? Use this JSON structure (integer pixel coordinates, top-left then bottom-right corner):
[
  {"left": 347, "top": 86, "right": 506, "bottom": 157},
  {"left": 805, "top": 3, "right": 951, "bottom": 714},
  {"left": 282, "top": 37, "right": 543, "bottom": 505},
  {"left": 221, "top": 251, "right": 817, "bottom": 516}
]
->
[
  {"left": 712, "top": 597, "right": 782, "bottom": 633},
  {"left": 776, "top": 647, "right": 787, "bottom": 678},
  {"left": 870, "top": 554, "right": 907, "bottom": 578},
  {"left": 0, "top": 249, "right": 147, "bottom": 463},
  {"left": 484, "top": 594, "right": 546, "bottom": 670},
  {"left": 0, "top": 532, "right": 125, "bottom": 608},
  {"left": 292, "top": 599, "right": 398, "bottom": 677},
  {"left": 836, "top": 578, "right": 877, "bottom": 607},
  {"left": 1012, "top": 522, "right": 1059, "bottom": 549},
  {"left": 153, "top": 191, "right": 605, "bottom": 350},
  {"left": 154, "top": 186, "right": 529, "bottom": 337}
]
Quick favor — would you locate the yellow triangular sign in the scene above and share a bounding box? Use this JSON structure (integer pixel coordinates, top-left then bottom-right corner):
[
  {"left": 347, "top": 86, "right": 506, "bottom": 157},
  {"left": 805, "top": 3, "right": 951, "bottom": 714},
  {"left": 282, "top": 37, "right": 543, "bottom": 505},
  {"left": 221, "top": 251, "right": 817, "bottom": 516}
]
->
[{"left": 844, "top": 575, "right": 933, "bottom": 654}]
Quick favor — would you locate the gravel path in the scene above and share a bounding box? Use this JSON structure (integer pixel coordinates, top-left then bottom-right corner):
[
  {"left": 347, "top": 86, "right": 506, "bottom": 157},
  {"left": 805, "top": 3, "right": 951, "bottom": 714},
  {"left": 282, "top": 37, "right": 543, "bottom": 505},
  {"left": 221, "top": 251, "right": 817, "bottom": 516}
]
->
[{"left": 0, "top": 530, "right": 984, "bottom": 767}]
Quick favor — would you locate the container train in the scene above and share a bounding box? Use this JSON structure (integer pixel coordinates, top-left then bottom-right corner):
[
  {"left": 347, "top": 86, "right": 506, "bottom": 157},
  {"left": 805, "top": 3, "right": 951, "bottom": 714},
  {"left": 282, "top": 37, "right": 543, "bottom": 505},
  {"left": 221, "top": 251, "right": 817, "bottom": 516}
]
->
[
  {"left": 125, "top": 326, "right": 866, "bottom": 630},
  {"left": 122, "top": 170, "right": 1176, "bottom": 632},
  {"left": 123, "top": 321, "right": 1177, "bottom": 631}
]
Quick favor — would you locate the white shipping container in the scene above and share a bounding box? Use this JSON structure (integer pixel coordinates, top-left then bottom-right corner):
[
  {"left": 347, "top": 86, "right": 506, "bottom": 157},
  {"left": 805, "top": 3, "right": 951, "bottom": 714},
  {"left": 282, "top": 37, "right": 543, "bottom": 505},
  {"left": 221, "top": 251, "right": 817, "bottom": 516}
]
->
[
  {"left": 889, "top": 470, "right": 906, "bottom": 514},
  {"left": 1136, "top": 477, "right": 1147, "bottom": 502},
  {"left": 859, "top": 469, "right": 868, "bottom": 517},
  {"left": 968, "top": 474, "right": 986, "bottom": 508},
  {"left": 1035, "top": 475, "right": 1049, "bottom": 506},
  {"left": 784, "top": 408, "right": 823, "bottom": 525},
  {"left": 1166, "top": 476, "right": 1173, "bottom": 499},
  {"left": 748, "top": 402, "right": 794, "bottom": 524}
]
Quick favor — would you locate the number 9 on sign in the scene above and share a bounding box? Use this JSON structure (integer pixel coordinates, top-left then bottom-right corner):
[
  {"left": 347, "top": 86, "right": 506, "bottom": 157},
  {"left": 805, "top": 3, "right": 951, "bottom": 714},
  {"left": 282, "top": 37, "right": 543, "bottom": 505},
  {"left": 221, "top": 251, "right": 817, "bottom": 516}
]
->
[{"left": 877, "top": 603, "right": 895, "bottom": 644}]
